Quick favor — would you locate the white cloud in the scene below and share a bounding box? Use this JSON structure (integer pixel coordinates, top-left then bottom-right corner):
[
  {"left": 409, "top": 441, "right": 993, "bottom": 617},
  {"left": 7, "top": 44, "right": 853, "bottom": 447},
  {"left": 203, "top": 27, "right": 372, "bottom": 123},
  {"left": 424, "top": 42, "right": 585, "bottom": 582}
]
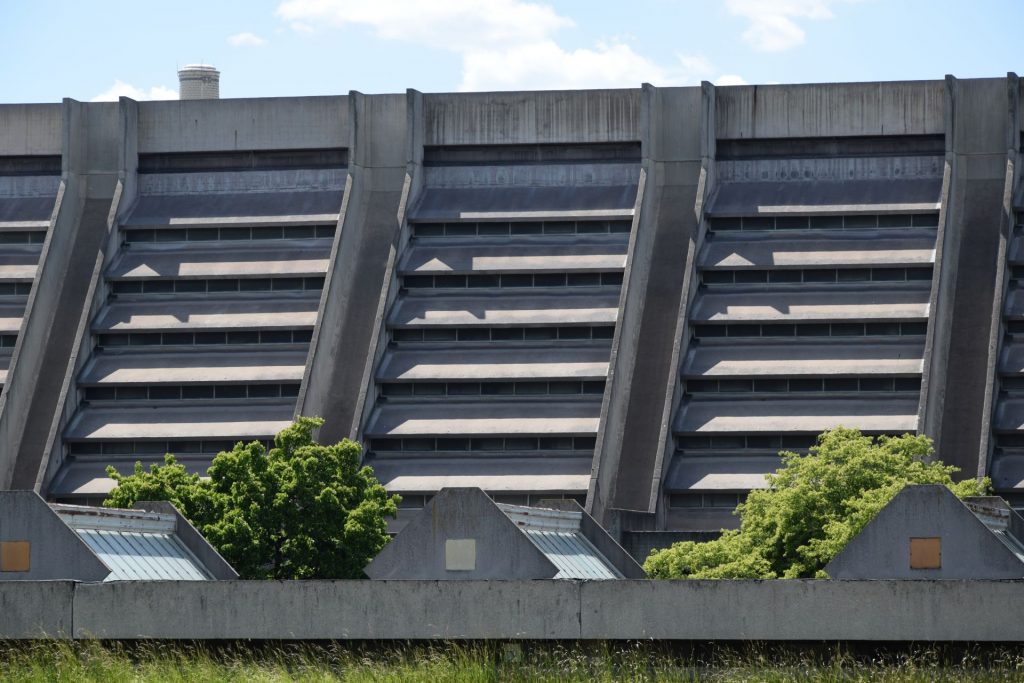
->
[
  {"left": 276, "top": 0, "right": 721, "bottom": 90},
  {"left": 91, "top": 80, "right": 178, "bottom": 102},
  {"left": 460, "top": 42, "right": 714, "bottom": 91},
  {"left": 677, "top": 54, "right": 715, "bottom": 80},
  {"left": 228, "top": 32, "right": 267, "bottom": 47},
  {"left": 715, "top": 74, "right": 748, "bottom": 86},
  {"left": 276, "top": 0, "right": 572, "bottom": 52},
  {"left": 726, "top": 0, "right": 852, "bottom": 52}
]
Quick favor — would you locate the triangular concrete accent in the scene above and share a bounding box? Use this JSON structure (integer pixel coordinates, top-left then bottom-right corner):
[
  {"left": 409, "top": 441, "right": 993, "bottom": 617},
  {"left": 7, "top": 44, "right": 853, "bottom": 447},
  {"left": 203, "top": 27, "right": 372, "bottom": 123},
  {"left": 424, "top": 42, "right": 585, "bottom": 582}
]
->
[
  {"left": 0, "top": 491, "right": 110, "bottom": 581},
  {"left": 826, "top": 485, "right": 1024, "bottom": 580},
  {"left": 365, "top": 488, "right": 558, "bottom": 580}
]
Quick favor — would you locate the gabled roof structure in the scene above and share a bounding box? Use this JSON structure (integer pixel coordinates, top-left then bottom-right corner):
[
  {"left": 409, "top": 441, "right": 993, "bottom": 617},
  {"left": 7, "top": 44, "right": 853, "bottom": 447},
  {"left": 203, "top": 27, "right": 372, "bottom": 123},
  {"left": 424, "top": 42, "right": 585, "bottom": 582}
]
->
[
  {"left": 0, "top": 491, "right": 236, "bottom": 581},
  {"left": 365, "top": 487, "right": 644, "bottom": 580},
  {"left": 825, "top": 485, "right": 1024, "bottom": 580}
]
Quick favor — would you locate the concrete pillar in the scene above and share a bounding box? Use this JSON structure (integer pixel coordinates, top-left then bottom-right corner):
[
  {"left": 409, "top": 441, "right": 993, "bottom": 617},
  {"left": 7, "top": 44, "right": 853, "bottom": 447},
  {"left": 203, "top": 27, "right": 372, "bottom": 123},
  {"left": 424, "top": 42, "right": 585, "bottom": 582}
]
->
[
  {"left": 977, "top": 74, "right": 1021, "bottom": 477},
  {"left": 0, "top": 99, "right": 127, "bottom": 490},
  {"left": 297, "top": 91, "right": 420, "bottom": 443},
  {"left": 588, "top": 84, "right": 708, "bottom": 526},
  {"left": 919, "top": 77, "right": 1017, "bottom": 478}
]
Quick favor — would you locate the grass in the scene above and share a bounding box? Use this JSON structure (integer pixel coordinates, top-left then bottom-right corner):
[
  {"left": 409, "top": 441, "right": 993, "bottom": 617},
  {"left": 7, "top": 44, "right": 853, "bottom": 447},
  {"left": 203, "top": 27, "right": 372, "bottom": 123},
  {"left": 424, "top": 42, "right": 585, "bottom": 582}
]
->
[{"left": 2, "top": 641, "right": 1024, "bottom": 682}]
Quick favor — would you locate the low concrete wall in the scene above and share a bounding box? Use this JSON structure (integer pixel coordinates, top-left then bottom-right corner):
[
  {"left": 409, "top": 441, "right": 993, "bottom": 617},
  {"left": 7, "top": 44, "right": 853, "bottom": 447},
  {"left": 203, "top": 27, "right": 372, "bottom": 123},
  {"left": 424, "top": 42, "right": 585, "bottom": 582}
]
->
[
  {"left": 4, "top": 579, "right": 1024, "bottom": 640},
  {"left": 0, "top": 581, "right": 75, "bottom": 638},
  {"left": 580, "top": 580, "right": 1024, "bottom": 641},
  {"left": 72, "top": 580, "right": 580, "bottom": 640}
]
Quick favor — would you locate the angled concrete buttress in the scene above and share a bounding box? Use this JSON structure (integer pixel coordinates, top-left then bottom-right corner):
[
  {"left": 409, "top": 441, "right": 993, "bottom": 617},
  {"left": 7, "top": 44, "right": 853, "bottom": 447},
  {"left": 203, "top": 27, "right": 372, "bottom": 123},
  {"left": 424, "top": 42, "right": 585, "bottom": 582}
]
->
[
  {"left": 0, "top": 99, "right": 123, "bottom": 491},
  {"left": 299, "top": 91, "right": 417, "bottom": 443},
  {"left": 588, "top": 83, "right": 708, "bottom": 532},
  {"left": 920, "top": 77, "right": 1016, "bottom": 478},
  {"left": 978, "top": 74, "right": 1024, "bottom": 497}
]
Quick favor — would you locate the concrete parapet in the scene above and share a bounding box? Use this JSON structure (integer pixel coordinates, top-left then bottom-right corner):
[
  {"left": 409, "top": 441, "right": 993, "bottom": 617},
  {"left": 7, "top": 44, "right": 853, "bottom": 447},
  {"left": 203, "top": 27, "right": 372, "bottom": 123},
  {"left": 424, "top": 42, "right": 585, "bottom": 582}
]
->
[
  {"left": 424, "top": 89, "right": 640, "bottom": 146},
  {"left": 137, "top": 96, "right": 348, "bottom": 153},
  {"left": 716, "top": 80, "right": 945, "bottom": 139},
  {"left": 0, "top": 104, "right": 62, "bottom": 156}
]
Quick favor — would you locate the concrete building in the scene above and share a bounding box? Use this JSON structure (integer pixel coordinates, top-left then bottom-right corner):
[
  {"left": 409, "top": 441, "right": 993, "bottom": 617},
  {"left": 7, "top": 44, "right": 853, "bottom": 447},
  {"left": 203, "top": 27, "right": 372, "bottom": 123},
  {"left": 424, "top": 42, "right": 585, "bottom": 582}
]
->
[
  {"left": 365, "top": 487, "right": 644, "bottom": 579},
  {"left": 825, "top": 485, "right": 1024, "bottom": 580},
  {"left": 0, "top": 76, "right": 1021, "bottom": 558},
  {"left": 0, "top": 490, "right": 236, "bottom": 580}
]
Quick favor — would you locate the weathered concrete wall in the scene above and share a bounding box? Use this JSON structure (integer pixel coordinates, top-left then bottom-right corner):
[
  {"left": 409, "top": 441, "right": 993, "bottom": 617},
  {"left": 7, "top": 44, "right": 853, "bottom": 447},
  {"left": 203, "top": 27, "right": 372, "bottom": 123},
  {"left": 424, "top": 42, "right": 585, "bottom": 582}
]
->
[
  {"left": 424, "top": 89, "right": 640, "bottom": 146},
  {"left": 0, "top": 581, "right": 75, "bottom": 638},
  {"left": 579, "top": 580, "right": 1024, "bottom": 640},
  {"left": 72, "top": 580, "right": 580, "bottom": 639},
  {"left": 920, "top": 78, "right": 1014, "bottom": 475},
  {"left": 589, "top": 85, "right": 704, "bottom": 523},
  {"left": 0, "top": 104, "right": 62, "bottom": 156},
  {"left": 716, "top": 80, "right": 945, "bottom": 139},
  {"left": 137, "top": 96, "right": 348, "bottom": 153},
  {"left": 3, "top": 579, "right": 1024, "bottom": 640},
  {"left": 298, "top": 92, "right": 408, "bottom": 442}
]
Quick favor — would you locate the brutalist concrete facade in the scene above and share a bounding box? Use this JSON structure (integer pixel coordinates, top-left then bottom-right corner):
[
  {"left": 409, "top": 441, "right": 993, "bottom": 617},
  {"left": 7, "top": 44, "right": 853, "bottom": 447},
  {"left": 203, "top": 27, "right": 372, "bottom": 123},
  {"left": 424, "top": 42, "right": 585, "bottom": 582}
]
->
[{"left": 0, "top": 76, "right": 1021, "bottom": 554}]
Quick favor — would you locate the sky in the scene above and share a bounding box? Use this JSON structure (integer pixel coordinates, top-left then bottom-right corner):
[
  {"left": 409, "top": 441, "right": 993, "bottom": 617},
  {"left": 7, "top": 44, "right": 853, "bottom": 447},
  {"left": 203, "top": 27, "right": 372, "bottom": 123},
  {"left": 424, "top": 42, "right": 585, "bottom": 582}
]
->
[{"left": 0, "top": 0, "right": 1021, "bottom": 103}]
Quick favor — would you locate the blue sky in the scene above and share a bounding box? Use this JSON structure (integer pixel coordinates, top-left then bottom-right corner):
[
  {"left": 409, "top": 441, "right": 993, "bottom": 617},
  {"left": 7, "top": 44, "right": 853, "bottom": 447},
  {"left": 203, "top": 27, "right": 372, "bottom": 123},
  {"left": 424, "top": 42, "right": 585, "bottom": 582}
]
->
[{"left": 1, "top": 0, "right": 1021, "bottom": 103}]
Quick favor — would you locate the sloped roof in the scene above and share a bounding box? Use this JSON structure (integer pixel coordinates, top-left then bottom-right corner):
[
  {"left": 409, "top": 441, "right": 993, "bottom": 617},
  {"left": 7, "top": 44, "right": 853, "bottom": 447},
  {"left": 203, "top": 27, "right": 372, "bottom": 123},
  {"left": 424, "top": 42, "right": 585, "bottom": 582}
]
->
[
  {"left": 52, "top": 504, "right": 218, "bottom": 581},
  {"left": 364, "top": 487, "right": 643, "bottom": 580},
  {"left": 825, "top": 486, "right": 1024, "bottom": 580},
  {"left": 498, "top": 503, "right": 622, "bottom": 579}
]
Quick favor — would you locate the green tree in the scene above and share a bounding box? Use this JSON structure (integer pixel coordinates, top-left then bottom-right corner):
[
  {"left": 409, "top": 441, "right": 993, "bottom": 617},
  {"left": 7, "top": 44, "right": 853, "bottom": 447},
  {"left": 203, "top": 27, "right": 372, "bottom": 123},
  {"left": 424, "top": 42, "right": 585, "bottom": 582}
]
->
[
  {"left": 644, "top": 427, "right": 990, "bottom": 579},
  {"left": 105, "top": 416, "right": 399, "bottom": 579}
]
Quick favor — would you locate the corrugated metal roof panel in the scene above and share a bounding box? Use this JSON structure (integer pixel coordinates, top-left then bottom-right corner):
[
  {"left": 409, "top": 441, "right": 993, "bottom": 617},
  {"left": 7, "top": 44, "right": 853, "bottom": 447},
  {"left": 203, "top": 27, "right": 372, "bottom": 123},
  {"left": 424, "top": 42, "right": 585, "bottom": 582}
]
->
[
  {"left": 497, "top": 502, "right": 622, "bottom": 580},
  {"left": 524, "top": 529, "right": 620, "bottom": 580},
  {"left": 54, "top": 505, "right": 214, "bottom": 581},
  {"left": 75, "top": 528, "right": 211, "bottom": 581}
]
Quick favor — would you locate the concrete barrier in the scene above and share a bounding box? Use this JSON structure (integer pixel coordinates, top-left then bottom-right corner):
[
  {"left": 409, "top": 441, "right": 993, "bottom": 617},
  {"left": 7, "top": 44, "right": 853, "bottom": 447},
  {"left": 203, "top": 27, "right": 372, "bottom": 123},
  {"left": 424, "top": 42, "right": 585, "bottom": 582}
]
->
[
  {"left": 4, "top": 579, "right": 1024, "bottom": 640},
  {"left": 0, "top": 581, "right": 75, "bottom": 638},
  {"left": 71, "top": 580, "right": 580, "bottom": 640},
  {"left": 580, "top": 580, "right": 1024, "bottom": 641}
]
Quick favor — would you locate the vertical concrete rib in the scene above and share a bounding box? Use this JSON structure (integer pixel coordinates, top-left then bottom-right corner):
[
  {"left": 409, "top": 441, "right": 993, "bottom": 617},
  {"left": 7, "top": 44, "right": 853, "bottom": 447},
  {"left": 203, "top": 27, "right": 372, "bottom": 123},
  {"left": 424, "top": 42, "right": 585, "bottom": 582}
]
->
[
  {"left": 920, "top": 77, "right": 1013, "bottom": 478},
  {"left": 343, "top": 89, "right": 423, "bottom": 445},
  {"left": 297, "top": 92, "right": 411, "bottom": 443},
  {"left": 588, "top": 84, "right": 706, "bottom": 525},
  {"left": 0, "top": 99, "right": 123, "bottom": 491},
  {"left": 977, "top": 74, "right": 1022, "bottom": 493}
]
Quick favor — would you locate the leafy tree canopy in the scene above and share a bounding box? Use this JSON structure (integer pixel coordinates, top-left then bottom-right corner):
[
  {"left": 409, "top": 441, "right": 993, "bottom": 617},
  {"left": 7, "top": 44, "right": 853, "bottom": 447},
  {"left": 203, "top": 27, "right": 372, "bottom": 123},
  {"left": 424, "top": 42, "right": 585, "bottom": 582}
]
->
[
  {"left": 644, "top": 427, "right": 990, "bottom": 579},
  {"left": 105, "top": 416, "right": 399, "bottom": 579}
]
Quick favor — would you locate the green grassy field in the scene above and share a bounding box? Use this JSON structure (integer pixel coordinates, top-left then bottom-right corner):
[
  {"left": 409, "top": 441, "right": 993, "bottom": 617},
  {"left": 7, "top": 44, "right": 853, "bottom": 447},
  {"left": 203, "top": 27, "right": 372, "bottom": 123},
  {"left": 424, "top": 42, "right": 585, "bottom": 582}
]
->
[{"left": 3, "top": 641, "right": 1024, "bottom": 682}]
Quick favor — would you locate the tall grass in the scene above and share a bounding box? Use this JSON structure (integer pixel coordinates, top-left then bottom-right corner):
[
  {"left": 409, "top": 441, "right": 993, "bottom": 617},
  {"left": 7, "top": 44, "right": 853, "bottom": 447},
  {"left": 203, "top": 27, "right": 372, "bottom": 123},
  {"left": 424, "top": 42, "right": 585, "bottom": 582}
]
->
[{"left": 2, "top": 640, "right": 1024, "bottom": 682}]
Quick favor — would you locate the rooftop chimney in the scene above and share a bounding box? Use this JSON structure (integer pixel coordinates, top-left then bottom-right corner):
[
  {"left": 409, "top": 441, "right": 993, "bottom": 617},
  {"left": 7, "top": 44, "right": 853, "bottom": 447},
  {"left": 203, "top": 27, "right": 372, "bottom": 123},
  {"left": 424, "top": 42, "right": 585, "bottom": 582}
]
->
[{"left": 177, "top": 64, "right": 220, "bottom": 100}]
